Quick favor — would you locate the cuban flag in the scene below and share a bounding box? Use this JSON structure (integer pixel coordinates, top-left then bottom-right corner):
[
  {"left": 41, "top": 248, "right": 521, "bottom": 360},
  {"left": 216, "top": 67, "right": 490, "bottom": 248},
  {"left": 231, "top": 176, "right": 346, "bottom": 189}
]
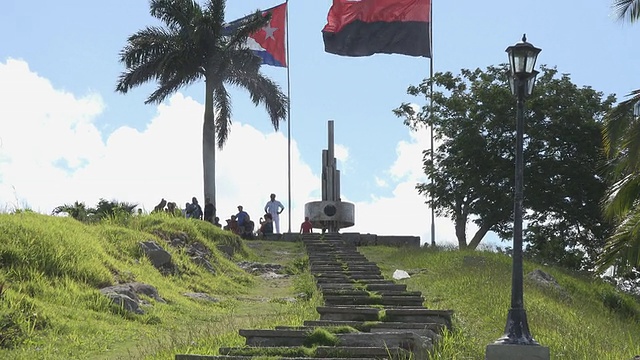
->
[{"left": 224, "top": 3, "right": 287, "bottom": 68}]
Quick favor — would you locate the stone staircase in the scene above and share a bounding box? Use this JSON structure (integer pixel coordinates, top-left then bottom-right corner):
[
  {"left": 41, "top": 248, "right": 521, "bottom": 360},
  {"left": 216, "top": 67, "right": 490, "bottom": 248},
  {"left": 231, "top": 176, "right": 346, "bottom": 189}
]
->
[{"left": 176, "top": 233, "right": 453, "bottom": 360}]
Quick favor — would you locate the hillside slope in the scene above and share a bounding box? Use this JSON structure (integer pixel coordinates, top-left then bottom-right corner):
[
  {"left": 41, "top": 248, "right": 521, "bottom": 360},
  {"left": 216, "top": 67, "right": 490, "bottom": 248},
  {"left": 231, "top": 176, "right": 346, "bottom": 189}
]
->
[
  {"left": 1, "top": 212, "right": 639, "bottom": 359},
  {"left": 0, "top": 212, "right": 319, "bottom": 360},
  {"left": 360, "top": 246, "right": 640, "bottom": 359}
]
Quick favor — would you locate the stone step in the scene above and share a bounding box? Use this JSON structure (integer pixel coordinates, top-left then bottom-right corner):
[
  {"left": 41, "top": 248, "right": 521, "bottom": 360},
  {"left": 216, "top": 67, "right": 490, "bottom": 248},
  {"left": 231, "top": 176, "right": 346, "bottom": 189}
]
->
[
  {"left": 178, "top": 356, "right": 377, "bottom": 360},
  {"left": 321, "top": 289, "right": 422, "bottom": 297},
  {"left": 235, "top": 330, "right": 431, "bottom": 356},
  {"left": 323, "top": 295, "right": 424, "bottom": 307},
  {"left": 307, "top": 250, "right": 365, "bottom": 255},
  {"left": 217, "top": 345, "right": 411, "bottom": 359},
  {"left": 365, "top": 284, "right": 407, "bottom": 292},
  {"left": 311, "top": 270, "right": 383, "bottom": 277},
  {"left": 305, "top": 243, "right": 354, "bottom": 248},
  {"left": 316, "top": 306, "right": 380, "bottom": 321},
  {"left": 317, "top": 282, "right": 398, "bottom": 290},
  {"left": 314, "top": 273, "right": 384, "bottom": 280},
  {"left": 273, "top": 324, "right": 440, "bottom": 343},
  {"left": 308, "top": 256, "right": 368, "bottom": 260},
  {"left": 383, "top": 308, "right": 454, "bottom": 330},
  {"left": 310, "top": 261, "right": 378, "bottom": 267},
  {"left": 315, "top": 346, "right": 412, "bottom": 359},
  {"left": 302, "top": 320, "right": 445, "bottom": 333},
  {"left": 317, "top": 283, "right": 358, "bottom": 290},
  {"left": 315, "top": 277, "right": 354, "bottom": 284},
  {"left": 355, "top": 279, "right": 396, "bottom": 285},
  {"left": 311, "top": 265, "right": 381, "bottom": 272}
]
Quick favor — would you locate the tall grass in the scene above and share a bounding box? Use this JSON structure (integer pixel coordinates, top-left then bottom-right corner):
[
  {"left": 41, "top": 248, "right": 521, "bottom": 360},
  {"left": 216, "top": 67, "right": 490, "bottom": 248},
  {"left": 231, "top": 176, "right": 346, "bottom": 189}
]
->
[
  {"left": 2, "top": 211, "right": 638, "bottom": 359},
  {"left": 360, "top": 246, "right": 640, "bottom": 360},
  {"left": 0, "top": 212, "right": 317, "bottom": 359}
]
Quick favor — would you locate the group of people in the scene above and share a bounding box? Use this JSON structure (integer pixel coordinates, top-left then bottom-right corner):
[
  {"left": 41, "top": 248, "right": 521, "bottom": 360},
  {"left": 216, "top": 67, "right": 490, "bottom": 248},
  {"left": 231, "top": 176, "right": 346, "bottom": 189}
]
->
[
  {"left": 221, "top": 193, "right": 285, "bottom": 239},
  {"left": 153, "top": 193, "right": 315, "bottom": 237}
]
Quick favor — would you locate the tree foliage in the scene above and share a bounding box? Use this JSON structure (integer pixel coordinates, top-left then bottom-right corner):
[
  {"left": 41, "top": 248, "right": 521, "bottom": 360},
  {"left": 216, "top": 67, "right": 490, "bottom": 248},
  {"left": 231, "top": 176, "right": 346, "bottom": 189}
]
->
[
  {"left": 594, "top": 0, "right": 640, "bottom": 273},
  {"left": 395, "top": 64, "right": 615, "bottom": 268},
  {"left": 52, "top": 199, "right": 137, "bottom": 223},
  {"left": 116, "top": 0, "right": 288, "bottom": 209}
]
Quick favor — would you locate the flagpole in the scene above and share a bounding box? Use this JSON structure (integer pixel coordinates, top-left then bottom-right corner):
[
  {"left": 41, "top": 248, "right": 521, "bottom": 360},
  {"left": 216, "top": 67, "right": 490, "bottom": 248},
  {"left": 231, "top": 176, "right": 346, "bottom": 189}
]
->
[
  {"left": 429, "top": 0, "right": 436, "bottom": 247},
  {"left": 285, "top": 0, "right": 292, "bottom": 234}
]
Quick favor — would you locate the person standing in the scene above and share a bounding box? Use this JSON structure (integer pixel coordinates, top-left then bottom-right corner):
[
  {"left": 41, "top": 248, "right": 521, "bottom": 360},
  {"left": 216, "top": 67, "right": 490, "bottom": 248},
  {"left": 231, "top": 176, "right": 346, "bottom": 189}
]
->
[
  {"left": 236, "top": 206, "right": 249, "bottom": 228},
  {"left": 186, "top": 197, "right": 203, "bottom": 220},
  {"left": 264, "top": 193, "right": 285, "bottom": 234}
]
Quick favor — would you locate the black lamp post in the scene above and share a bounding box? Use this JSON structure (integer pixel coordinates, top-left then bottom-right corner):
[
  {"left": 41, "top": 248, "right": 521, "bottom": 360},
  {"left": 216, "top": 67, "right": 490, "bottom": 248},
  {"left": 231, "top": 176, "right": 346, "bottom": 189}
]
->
[{"left": 496, "top": 34, "right": 541, "bottom": 346}]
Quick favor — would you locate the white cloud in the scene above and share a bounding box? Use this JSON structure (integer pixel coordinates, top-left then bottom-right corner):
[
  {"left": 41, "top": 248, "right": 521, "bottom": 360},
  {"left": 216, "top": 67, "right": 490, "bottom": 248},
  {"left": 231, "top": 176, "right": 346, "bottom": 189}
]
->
[
  {"left": 344, "top": 127, "right": 462, "bottom": 246},
  {"left": 374, "top": 176, "right": 387, "bottom": 187},
  {"left": 0, "top": 58, "right": 482, "bottom": 247}
]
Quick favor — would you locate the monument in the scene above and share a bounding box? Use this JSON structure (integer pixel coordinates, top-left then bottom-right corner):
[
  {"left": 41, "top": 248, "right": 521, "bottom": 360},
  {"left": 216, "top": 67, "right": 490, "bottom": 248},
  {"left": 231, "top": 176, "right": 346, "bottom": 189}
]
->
[{"left": 304, "top": 120, "right": 355, "bottom": 233}]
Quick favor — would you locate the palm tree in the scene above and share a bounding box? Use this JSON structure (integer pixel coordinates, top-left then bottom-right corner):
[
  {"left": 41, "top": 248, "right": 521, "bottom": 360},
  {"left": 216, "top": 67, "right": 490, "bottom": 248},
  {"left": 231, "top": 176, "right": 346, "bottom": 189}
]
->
[
  {"left": 613, "top": 0, "right": 640, "bottom": 22},
  {"left": 597, "top": 1, "right": 640, "bottom": 271},
  {"left": 52, "top": 201, "right": 89, "bottom": 222},
  {"left": 116, "top": 0, "right": 288, "bottom": 210},
  {"left": 91, "top": 199, "right": 138, "bottom": 221}
]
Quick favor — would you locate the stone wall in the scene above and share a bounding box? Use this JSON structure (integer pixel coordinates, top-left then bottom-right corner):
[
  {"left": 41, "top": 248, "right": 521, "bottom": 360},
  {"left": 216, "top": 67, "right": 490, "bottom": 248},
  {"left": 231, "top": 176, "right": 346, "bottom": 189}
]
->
[{"left": 279, "top": 232, "right": 420, "bottom": 247}]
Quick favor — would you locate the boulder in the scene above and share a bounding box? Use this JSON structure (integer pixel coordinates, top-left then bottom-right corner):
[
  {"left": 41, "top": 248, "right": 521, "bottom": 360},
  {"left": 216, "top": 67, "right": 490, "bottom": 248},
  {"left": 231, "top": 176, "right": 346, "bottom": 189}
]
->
[{"left": 139, "top": 241, "right": 172, "bottom": 268}]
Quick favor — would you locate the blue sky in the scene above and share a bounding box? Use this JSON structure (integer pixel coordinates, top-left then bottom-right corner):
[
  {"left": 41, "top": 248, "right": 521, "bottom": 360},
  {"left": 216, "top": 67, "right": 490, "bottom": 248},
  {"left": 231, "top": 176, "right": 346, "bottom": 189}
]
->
[{"left": 1, "top": 0, "right": 638, "bottom": 246}]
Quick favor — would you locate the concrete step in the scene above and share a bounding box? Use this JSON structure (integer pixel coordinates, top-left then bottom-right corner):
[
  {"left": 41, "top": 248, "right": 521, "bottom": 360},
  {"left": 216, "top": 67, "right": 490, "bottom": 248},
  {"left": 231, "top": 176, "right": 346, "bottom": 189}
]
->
[
  {"left": 234, "top": 330, "right": 431, "bottom": 356},
  {"left": 238, "top": 329, "right": 306, "bottom": 347},
  {"left": 178, "top": 356, "right": 376, "bottom": 360},
  {"left": 316, "top": 282, "right": 401, "bottom": 291},
  {"left": 383, "top": 308, "right": 454, "bottom": 330},
  {"left": 317, "top": 283, "right": 358, "bottom": 290},
  {"left": 310, "top": 261, "right": 378, "bottom": 267},
  {"left": 320, "top": 289, "right": 422, "bottom": 297},
  {"left": 218, "top": 346, "right": 395, "bottom": 358},
  {"left": 315, "top": 277, "right": 354, "bottom": 284},
  {"left": 323, "top": 295, "right": 424, "bottom": 307},
  {"left": 311, "top": 265, "right": 381, "bottom": 272},
  {"left": 315, "top": 346, "right": 412, "bottom": 359},
  {"left": 309, "top": 257, "right": 369, "bottom": 262},
  {"left": 302, "top": 320, "right": 445, "bottom": 333},
  {"left": 311, "top": 269, "right": 383, "bottom": 277},
  {"left": 316, "top": 306, "right": 381, "bottom": 321},
  {"left": 365, "top": 284, "right": 407, "bottom": 292},
  {"left": 314, "top": 273, "right": 384, "bottom": 280}
]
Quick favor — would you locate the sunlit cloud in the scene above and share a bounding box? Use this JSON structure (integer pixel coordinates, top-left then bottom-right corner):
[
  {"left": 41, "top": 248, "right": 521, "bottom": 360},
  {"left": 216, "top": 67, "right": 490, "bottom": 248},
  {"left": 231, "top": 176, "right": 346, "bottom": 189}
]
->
[{"left": 0, "top": 58, "right": 482, "bottom": 246}]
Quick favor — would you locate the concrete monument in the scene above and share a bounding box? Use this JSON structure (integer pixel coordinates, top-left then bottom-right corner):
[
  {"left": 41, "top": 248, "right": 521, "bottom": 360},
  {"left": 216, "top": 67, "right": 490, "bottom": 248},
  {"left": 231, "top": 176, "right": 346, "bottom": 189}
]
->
[{"left": 304, "top": 120, "right": 355, "bottom": 233}]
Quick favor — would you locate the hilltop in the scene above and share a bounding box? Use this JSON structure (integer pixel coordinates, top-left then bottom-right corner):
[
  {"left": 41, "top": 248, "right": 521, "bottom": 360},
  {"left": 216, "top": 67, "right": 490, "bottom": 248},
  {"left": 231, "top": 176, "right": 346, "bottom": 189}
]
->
[{"left": 0, "top": 212, "right": 639, "bottom": 359}]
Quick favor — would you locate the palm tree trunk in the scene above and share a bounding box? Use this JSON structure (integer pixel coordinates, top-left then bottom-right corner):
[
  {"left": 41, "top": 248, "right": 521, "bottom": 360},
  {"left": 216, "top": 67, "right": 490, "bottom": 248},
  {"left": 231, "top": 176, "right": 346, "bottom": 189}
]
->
[{"left": 203, "top": 77, "right": 217, "bottom": 211}]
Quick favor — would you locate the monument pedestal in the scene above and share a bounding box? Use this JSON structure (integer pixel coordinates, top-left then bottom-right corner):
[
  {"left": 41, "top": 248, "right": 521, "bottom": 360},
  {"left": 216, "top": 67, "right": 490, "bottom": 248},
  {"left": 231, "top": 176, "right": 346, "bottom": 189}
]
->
[{"left": 485, "top": 344, "right": 550, "bottom": 360}]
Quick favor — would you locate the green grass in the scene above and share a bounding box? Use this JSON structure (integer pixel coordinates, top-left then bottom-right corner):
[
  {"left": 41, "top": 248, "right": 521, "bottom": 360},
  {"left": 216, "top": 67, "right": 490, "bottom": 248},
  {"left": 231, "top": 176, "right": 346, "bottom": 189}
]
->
[
  {"left": 359, "top": 246, "right": 640, "bottom": 360},
  {"left": 0, "top": 212, "right": 320, "bottom": 359},
  {"left": 1, "top": 212, "right": 639, "bottom": 359}
]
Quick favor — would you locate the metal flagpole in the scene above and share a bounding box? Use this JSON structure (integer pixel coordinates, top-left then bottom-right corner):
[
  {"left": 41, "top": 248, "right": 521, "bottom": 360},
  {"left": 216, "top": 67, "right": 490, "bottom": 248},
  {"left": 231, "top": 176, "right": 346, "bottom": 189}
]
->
[
  {"left": 429, "top": 0, "right": 436, "bottom": 247},
  {"left": 285, "top": 0, "right": 292, "bottom": 233}
]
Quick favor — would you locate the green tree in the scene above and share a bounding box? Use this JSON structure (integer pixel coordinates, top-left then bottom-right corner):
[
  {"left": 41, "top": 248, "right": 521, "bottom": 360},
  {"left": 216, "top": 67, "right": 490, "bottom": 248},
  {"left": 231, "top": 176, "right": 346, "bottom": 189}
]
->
[
  {"left": 90, "top": 199, "right": 138, "bottom": 221},
  {"left": 395, "top": 65, "right": 614, "bottom": 264},
  {"left": 52, "top": 201, "right": 89, "bottom": 222},
  {"left": 115, "top": 0, "right": 288, "bottom": 210},
  {"left": 595, "top": 1, "right": 640, "bottom": 272}
]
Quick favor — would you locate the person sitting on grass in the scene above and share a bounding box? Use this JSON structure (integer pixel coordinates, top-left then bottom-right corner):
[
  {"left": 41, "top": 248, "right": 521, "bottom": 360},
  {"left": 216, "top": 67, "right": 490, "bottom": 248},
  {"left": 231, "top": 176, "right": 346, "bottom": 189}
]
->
[{"left": 258, "top": 213, "right": 274, "bottom": 237}]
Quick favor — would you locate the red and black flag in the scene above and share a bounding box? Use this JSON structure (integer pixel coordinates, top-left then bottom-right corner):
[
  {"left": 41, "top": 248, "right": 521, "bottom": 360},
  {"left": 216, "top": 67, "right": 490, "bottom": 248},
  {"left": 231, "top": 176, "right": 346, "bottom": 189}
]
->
[{"left": 322, "top": 0, "right": 431, "bottom": 58}]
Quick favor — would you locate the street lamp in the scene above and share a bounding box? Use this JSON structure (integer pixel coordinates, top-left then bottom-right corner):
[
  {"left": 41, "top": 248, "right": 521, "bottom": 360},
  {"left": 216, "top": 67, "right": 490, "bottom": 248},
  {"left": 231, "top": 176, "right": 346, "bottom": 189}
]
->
[
  {"left": 500, "top": 33, "right": 540, "bottom": 345},
  {"left": 486, "top": 34, "right": 548, "bottom": 360}
]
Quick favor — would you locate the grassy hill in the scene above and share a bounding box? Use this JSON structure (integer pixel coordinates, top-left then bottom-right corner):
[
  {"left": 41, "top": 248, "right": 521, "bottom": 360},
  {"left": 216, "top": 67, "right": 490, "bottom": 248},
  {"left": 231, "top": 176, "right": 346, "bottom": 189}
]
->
[{"left": 0, "top": 212, "right": 639, "bottom": 359}]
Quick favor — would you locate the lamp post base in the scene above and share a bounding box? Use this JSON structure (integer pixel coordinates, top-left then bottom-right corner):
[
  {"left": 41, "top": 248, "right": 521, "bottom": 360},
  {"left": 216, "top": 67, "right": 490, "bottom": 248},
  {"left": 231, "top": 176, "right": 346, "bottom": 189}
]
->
[{"left": 486, "top": 344, "right": 550, "bottom": 360}]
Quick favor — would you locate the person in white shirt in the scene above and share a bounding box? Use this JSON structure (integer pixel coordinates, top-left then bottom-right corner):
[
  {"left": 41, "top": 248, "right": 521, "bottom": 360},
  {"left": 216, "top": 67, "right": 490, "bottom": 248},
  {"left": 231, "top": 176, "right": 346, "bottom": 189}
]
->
[{"left": 264, "top": 193, "right": 285, "bottom": 234}]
